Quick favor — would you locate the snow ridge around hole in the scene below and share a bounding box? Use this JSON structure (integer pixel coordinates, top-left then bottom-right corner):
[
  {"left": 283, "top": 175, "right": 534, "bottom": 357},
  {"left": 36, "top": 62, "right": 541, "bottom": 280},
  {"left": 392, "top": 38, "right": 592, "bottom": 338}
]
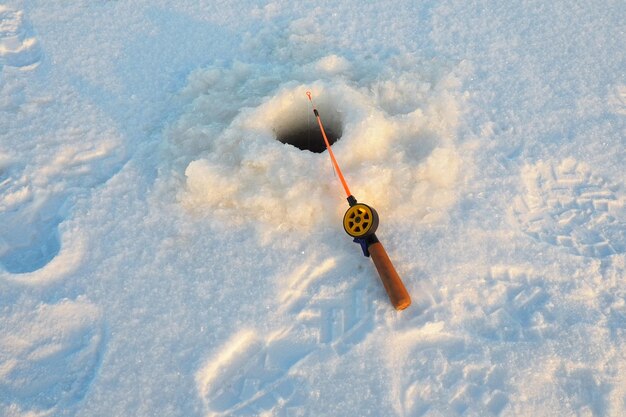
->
[{"left": 168, "top": 58, "right": 466, "bottom": 236}]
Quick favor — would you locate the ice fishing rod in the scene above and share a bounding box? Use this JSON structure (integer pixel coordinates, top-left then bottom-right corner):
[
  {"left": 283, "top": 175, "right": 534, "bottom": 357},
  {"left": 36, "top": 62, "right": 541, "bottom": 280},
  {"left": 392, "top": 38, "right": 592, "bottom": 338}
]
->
[{"left": 306, "top": 91, "right": 411, "bottom": 310}]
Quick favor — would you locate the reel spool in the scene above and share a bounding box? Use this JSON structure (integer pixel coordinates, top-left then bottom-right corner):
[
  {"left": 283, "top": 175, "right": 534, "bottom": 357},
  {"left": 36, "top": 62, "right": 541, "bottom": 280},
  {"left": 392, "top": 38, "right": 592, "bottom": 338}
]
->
[{"left": 343, "top": 203, "right": 379, "bottom": 238}]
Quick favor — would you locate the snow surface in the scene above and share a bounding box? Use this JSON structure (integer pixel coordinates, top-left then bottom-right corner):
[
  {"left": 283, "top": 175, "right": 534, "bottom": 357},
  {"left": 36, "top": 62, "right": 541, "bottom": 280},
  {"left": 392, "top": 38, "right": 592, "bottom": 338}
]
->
[{"left": 0, "top": 1, "right": 624, "bottom": 416}]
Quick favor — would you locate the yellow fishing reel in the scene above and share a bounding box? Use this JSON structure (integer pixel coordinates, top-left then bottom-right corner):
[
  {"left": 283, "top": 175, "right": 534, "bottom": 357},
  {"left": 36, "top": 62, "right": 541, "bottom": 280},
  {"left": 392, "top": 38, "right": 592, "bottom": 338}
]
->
[{"left": 343, "top": 202, "right": 379, "bottom": 238}]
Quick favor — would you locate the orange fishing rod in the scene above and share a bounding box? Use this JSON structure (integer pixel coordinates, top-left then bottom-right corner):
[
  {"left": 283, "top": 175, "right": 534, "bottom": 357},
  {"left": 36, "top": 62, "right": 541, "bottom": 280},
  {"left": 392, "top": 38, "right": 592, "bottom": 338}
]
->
[{"left": 306, "top": 91, "right": 411, "bottom": 310}]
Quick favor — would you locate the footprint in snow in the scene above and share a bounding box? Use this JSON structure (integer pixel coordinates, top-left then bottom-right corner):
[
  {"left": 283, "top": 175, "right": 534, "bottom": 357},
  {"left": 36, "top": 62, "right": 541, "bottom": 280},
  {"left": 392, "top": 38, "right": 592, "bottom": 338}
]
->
[
  {"left": 472, "top": 267, "right": 557, "bottom": 343},
  {"left": 0, "top": 171, "right": 65, "bottom": 275},
  {"left": 196, "top": 255, "right": 377, "bottom": 417},
  {"left": 0, "top": 155, "right": 68, "bottom": 276},
  {"left": 513, "top": 158, "right": 625, "bottom": 258},
  {"left": 0, "top": 298, "right": 105, "bottom": 415},
  {"left": 393, "top": 322, "right": 510, "bottom": 417},
  {"left": 0, "top": 6, "right": 42, "bottom": 70},
  {"left": 0, "top": 115, "right": 125, "bottom": 277}
]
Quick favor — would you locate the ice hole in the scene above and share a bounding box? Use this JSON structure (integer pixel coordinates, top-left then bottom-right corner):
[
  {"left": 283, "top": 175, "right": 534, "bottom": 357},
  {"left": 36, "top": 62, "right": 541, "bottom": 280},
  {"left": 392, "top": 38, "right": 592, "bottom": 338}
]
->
[{"left": 274, "top": 99, "right": 343, "bottom": 153}]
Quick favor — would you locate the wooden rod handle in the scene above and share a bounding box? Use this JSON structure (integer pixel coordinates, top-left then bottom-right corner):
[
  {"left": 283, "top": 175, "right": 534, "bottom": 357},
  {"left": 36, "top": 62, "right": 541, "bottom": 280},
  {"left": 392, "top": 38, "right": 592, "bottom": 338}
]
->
[{"left": 368, "top": 241, "right": 411, "bottom": 310}]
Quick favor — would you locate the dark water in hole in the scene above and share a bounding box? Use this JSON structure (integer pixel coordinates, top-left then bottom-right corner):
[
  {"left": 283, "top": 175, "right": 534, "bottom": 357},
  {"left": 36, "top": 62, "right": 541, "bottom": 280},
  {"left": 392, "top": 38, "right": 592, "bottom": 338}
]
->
[{"left": 277, "top": 124, "right": 342, "bottom": 153}]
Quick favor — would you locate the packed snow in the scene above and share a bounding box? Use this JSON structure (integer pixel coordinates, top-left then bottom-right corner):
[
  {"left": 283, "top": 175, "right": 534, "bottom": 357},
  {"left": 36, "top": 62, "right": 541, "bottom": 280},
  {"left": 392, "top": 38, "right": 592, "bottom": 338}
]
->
[{"left": 0, "top": 1, "right": 624, "bottom": 416}]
